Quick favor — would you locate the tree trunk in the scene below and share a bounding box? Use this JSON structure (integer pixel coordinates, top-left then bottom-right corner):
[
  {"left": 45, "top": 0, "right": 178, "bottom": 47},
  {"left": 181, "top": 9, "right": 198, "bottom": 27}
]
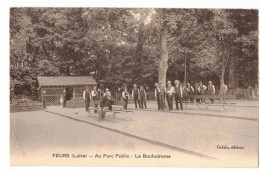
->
[
  {"left": 135, "top": 22, "right": 145, "bottom": 83},
  {"left": 105, "top": 46, "right": 113, "bottom": 81},
  {"left": 158, "top": 20, "right": 168, "bottom": 87},
  {"left": 136, "top": 23, "right": 145, "bottom": 53},
  {"left": 228, "top": 55, "right": 237, "bottom": 89},
  {"left": 184, "top": 54, "right": 187, "bottom": 87},
  {"left": 220, "top": 36, "right": 225, "bottom": 85}
]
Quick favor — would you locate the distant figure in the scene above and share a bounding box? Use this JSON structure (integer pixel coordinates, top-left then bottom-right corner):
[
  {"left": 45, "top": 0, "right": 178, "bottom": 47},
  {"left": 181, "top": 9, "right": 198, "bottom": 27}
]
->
[
  {"left": 174, "top": 80, "right": 183, "bottom": 111},
  {"left": 140, "top": 86, "right": 147, "bottom": 109},
  {"left": 83, "top": 86, "right": 91, "bottom": 111},
  {"left": 60, "top": 94, "right": 64, "bottom": 108},
  {"left": 117, "top": 87, "right": 122, "bottom": 101},
  {"left": 253, "top": 83, "right": 258, "bottom": 99},
  {"left": 219, "top": 81, "right": 228, "bottom": 96},
  {"left": 103, "top": 88, "right": 112, "bottom": 97},
  {"left": 194, "top": 83, "right": 200, "bottom": 102},
  {"left": 219, "top": 80, "right": 228, "bottom": 103},
  {"left": 145, "top": 86, "right": 150, "bottom": 100},
  {"left": 122, "top": 87, "right": 129, "bottom": 109},
  {"left": 166, "top": 81, "right": 174, "bottom": 110},
  {"left": 198, "top": 81, "right": 207, "bottom": 102},
  {"left": 158, "top": 83, "right": 166, "bottom": 110},
  {"left": 98, "top": 95, "right": 113, "bottom": 122},
  {"left": 186, "top": 82, "right": 194, "bottom": 102},
  {"left": 207, "top": 81, "right": 215, "bottom": 103},
  {"left": 91, "top": 86, "right": 99, "bottom": 113},
  {"left": 248, "top": 84, "right": 252, "bottom": 99},
  {"left": 154, "top": 83, "right": 160, "bottom": 110},
  {"left": 132, "top": 84, "right": 141, "bottom": 109},
  {"left": 103, "top": 88, "right": 112, "bottom": 110}
]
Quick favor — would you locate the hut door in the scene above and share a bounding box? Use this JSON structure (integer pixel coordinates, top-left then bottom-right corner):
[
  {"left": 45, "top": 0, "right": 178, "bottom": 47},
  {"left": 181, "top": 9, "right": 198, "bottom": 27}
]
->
[{"left": 65, "top": 87, "right": 73, "bottom": 101}]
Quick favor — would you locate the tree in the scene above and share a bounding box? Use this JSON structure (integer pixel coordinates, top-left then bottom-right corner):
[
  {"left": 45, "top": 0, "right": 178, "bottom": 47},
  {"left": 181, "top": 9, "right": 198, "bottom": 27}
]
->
[{"left": 10, "top": 8, "right": 258, "bottom": 99}]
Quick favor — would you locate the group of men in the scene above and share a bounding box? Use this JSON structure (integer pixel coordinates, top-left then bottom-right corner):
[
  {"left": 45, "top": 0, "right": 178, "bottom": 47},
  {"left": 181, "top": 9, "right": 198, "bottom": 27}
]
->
[
  {"left": 154, "top": 80, "right": 184, "bottom": 111},
  {"left": 185, "top": 80, "right": 228, "bottom": 103},
  {"left": 131, "top": 84, "right": 148, "bottom": 109},
  {"left": 185, "top": 81, "right": 216, "bottom": 103},
  {"left": 82, "top": 83, "right": 149, "bottom": 122},
  {"left": 83, "top": 86, "right": 113, "bottom": 122},
  {"left": 82, "top": 80, "right": 227, "bottom": 121},
  {"left": 154, "top": 80, "right": 227, "bottom": 111},
  {"left": 116, "top": 85, "right": 148, "bottom": 110}
]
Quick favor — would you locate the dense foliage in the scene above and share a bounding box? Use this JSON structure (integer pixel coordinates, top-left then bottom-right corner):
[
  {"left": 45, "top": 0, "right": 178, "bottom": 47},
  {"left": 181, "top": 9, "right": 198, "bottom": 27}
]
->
[{"left": 10, "top": 8, "right": 258, "bottom": 97}]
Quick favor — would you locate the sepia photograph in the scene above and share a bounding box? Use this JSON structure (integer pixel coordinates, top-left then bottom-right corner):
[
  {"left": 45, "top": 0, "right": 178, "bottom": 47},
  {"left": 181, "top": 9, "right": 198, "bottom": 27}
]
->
[{"left": 9, "top": 6, "right": 258, "bottom": 167}]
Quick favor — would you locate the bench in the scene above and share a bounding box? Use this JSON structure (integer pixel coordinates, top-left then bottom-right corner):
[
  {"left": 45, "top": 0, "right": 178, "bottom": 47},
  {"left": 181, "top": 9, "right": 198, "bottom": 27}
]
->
[
  {"left": 88, "top": 105, "right": 133, "bottom": 120},
  {"left": 185, "top": 95, "right": 236, "bottom": 110}
]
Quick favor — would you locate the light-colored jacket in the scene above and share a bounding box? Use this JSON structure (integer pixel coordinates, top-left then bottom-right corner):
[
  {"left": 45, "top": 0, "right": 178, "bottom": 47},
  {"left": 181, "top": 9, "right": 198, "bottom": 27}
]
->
[{"left": 166, "top": 86, "right": 175, "bottom": 96}]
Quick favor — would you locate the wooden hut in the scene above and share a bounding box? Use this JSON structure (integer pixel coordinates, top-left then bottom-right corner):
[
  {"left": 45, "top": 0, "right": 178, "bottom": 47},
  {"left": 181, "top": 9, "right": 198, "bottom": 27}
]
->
[{"left": 37, "top": 76, "right": 97, "bottom": 105}]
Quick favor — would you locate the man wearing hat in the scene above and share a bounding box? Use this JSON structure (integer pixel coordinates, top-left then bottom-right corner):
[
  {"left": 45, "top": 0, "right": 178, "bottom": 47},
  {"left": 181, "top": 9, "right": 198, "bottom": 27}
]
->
[
  {"left": 132, "top": 84, "right": 141, "bottom": 109},
  {"left": 197, "top": 81, "right": 207, "bottom": 102},
  {"left": 122, "top": 87, "right": 129, "bottom": 109},
  {"left": 103, "top": 88, "right": 112, "bottom": 97},
  {"left": 103, "top": 88, "right": 113, "bottom": 110},
  {"left": 207, "top": 81, "right": 215, "bottom": 103},
  {"left": 83, "top": 86, "right": 91, "bottom": 111},
  {"left": 166, "top": 81, "right": 175, "bottom": 110},
  {"left": 174, "top": 80, "right": 183, "bottom": 111}
]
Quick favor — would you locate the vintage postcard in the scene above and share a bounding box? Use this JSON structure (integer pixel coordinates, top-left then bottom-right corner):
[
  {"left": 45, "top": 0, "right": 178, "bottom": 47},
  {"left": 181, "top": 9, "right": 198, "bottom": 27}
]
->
[{"left": 9, "top": 5, "right": 259, "bottom": 167}]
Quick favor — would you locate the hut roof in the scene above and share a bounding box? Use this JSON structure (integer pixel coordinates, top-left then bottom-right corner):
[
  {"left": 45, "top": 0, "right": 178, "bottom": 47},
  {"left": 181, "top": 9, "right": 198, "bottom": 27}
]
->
[{"left": 37, "top": 76, "right": 97, "bottom": 86}]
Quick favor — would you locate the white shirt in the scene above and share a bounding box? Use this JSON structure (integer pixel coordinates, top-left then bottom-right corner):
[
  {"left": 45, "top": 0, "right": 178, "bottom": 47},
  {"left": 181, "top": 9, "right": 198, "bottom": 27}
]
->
[
  {"left": 197, "top": 85, "right": 207, "bottom": 92},
  {"left": 187, "top": 85, "right": 194, "bottom": 92},
  {"left": 103, "top": 91, "right": 111, "bottom": 97},
  {"left": 91, "top": 90, "right": 98, "bottom": 97},
  {"left": 166, "top": 85, "right": 175, "bottom": 95},
  {"left": 154, "top": 87, "right": 159, "bottom": 98},
  {"left": 122, "top": 91, "right": 129, "bottom": 99}
]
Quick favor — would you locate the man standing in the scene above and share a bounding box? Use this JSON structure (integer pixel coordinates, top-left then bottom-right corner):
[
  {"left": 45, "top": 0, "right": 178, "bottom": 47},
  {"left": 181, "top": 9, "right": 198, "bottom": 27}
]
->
[
  {"left": 122, "top": 87, "right": 129, "bottom": 109},
  {"left": 91, "top": 86, "right": 99, "bottom": 112},
  {"left": 174, "top": 80, "right": 183, "bottom": 111},
  {"left": 186, "top": 82, "right": 194, "bottom": 102},
  {"left": 154, "top": 83, "right": 160, "bottom": 110},
  {"left": 166, "top": 81, "right": 174, "bottom": 110},
  {"left": 198, "top": 81, "right": 207, "bottom": 102},
  {"left": 207, "top": 81, "right": 215, "bottom": 103},
  {"left": 132, "top": 84, "right": 140, "bottom": 109},
  {"left": 140, "top": 86, "right": 147, "bottom": 109},
  {"left": 219, "top": 80, "right": 228, "bottom": 103},
  {"left": 103, "top": 88, "right": 112, "bottom": 97},
  {"left": 103, "top": 88, "right": 113, "bottom": 110},
  {"left": 117, "top": 87, "right": 122, "bottom": 101},
  {"left": 83, "top": 86, "right": 91, "bottom": 111}
]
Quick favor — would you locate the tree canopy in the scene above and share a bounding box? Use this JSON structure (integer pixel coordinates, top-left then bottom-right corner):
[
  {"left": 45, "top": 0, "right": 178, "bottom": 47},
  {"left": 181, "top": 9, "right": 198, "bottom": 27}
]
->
[{"left": 10, "top": 8, "right": 258, "bottom": 97}]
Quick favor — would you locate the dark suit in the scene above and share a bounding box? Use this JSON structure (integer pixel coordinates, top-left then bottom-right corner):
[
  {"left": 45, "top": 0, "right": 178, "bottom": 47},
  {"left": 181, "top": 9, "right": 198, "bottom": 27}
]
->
[
  {"left": 84, "top": 90, "right": 91, "bottom": 111},
  {"left": 99, "top": 97, "right": 112, "bottom": 119}
]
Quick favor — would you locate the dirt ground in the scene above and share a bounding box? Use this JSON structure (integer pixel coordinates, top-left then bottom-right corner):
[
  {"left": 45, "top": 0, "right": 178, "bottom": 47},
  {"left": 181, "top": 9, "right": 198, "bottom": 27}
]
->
[{"left": 10, "top": 100, "right": 259, "bottom": 167}]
